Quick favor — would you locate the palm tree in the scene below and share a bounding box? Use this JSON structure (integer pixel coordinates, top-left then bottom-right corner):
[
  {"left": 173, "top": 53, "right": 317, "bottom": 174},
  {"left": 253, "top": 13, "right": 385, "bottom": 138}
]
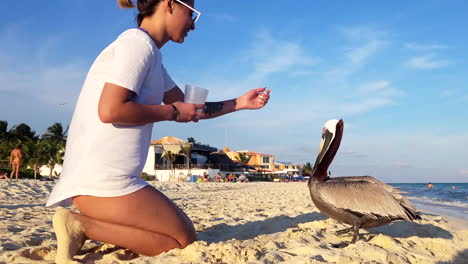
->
[
  {"left": 41, "top": 123, "right": 68, "bottom": 144},
  {"left": 0, "top": 140, "right": 15, "bottom": 168},
  {"left": 0, "top": 121, "right": 17, "bottom": 167},
  {"left": 187, "top": 137, "right": 198, "bottom": 144},
  {"left": 161, "top": 148, "right": 177, "bottom": 180},
  {"left": 41, "top": 140, "right": 65, "bottom": 178},
  {"left": 302, "top": 162, "right": 313, "bottom": 176},
  {"left": 235, "top": 152, "right": 251, "bottom": 164},
  {"left": 179, "top": 142, "right": 192, "bottom": 177},
  {"left": 23, "top": 139, "right": 48, "bottom": 179},
  {"left": 9, "top": 123, "right": 37, "bottom": 142},
  {"left": 0, "top": 120, "right": 8, "bottom": 140}
]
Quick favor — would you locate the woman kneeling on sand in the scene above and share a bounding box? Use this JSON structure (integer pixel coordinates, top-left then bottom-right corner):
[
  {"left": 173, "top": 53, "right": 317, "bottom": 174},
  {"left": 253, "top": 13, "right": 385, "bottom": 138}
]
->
[{"left": 45, "top": 0, "right": 270, "bottom": 263}]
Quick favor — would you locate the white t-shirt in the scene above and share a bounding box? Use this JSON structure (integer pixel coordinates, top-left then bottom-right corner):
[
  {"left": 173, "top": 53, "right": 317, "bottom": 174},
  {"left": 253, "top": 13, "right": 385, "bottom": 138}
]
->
[{"left": 46, "top": 29, "right": 176, "bottom": 207}]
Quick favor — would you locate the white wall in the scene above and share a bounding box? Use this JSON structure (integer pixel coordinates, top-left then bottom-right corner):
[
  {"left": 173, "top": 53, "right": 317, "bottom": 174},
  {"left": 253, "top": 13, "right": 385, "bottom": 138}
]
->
[
  {"left": 39, "top": 164, "right": 62, "bottom": 177},
  {"left": 154, "top": 168, "right": 220, "bottom": 182},
  {"left": 142, "top": 145, "right": 156, "bottom": 176}
]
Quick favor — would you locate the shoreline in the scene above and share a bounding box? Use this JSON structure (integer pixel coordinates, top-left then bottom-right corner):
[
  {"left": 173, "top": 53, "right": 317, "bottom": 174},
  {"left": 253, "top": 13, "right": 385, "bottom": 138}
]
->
[{"left": 1, "top": 180, "right": 467, "bottom": 263}]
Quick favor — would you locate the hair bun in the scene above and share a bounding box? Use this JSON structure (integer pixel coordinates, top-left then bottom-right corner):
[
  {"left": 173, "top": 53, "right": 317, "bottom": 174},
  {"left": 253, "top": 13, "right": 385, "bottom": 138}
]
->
[{"left": 118, "top": 0, "right": 135, "bottom": 9}]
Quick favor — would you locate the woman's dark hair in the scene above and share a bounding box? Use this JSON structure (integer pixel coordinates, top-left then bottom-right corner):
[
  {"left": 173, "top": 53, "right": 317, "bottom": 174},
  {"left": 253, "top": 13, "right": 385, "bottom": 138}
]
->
[{"left": 118, "top": 0, "right": 191, "bottom": 26}]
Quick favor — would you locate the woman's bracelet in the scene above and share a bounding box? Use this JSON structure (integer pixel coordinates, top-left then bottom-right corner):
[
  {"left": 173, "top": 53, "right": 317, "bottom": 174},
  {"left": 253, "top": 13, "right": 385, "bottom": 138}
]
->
[{"left": 170, "top": 104, "right": 179, "bottom": 120}]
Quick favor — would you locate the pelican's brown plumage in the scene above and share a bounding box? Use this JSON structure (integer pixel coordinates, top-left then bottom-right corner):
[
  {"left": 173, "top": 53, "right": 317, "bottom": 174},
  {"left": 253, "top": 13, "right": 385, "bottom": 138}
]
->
[{"left": 308, "top": 119, "right": 420, "bottom": 244}]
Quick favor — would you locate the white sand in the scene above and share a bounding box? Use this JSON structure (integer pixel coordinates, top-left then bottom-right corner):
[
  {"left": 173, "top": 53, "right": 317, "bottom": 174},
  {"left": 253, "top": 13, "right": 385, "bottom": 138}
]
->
[{"left": 1, "top": 179, "right": 467, "bottom": 263}]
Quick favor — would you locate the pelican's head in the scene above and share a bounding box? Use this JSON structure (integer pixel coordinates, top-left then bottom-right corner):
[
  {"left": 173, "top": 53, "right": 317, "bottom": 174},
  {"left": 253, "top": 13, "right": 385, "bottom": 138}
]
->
[{"left": 309, "top": 119, "right": 344, "bottom": 182}]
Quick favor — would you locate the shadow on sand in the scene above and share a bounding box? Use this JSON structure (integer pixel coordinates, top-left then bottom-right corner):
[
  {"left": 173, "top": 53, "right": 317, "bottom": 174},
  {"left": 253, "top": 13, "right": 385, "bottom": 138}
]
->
[
  {"left": 198, "top": 212, "right": 327, "bottom": 243},
  {"left": 0, "top": 203, "right": 45, "bottom": 209},
  {"left": 368, "top": 221, "right": 453, "bottom": 239},
  {"left": 75, "top": 245, "right": 139, "bottom": 263},
  {"left": 200, "top": 212, "right": 454, "bottom": 244},
  {"left": 437, "top": 249, "right": 468, "bottom": 264}
]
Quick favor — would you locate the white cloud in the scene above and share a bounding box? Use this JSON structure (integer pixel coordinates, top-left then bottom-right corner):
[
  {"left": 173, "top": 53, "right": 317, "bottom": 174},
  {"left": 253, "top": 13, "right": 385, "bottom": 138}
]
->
[
  {"left": 341, "top": 150, "right": 368, "bottom": 158},
  {"left": 0, "top": 26, "right": 87, "bottom": 109},
  {"left": 0, "top": 56, "right": 86, "bottom": 106},
  {"left": 405, "top": 53, "right": 452, "bottom": 69},
  {"left": 345, "top": 40, "right": 387, "bottom": 65},
  {"left": 459, "top": 169, "right": 468, "bottom": 176},
  {"left": 207, "top": 13, "right": 237, "bottom": 23},
  {"left": 339, "top": 26, "right": 389, "bottom": 66},
  {"left": 440, "top": 88, "right": 458, "bottom": 98},
  {"left": 394, "top": 162, "right": 413, "bottom": 168},
  {"left": 337, "top": 98, "right": 395, "bottom": 115},
  {"left": 248, "top": 30, "right": 320, "bottom": 77},
  {"left": 405, "top": 43, "right": 448, "bottom": 50},
  {"left": 341, "top": 26, "right": 387, "bottom": 42},
  {"left": 192, "top": 29, "right": 320, "bottom": 100},
  {"left": 358, "top": 81, "right": 406, "bottom": 97}
]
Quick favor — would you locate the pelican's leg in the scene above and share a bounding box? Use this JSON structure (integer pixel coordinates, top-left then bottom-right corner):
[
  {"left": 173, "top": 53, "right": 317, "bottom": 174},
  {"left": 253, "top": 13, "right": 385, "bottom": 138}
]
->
[
  {"left": 349, "top": 225, "right": 360, "bottom": 244},
  {"left": 335, "top": 227, "right": 353, "bottom": 235}
]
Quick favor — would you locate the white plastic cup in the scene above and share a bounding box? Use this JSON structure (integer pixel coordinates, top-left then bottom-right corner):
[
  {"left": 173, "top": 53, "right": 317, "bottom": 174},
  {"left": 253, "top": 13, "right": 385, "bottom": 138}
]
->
[{"left": 184, "top": 84, "right": 209, "bottom": 106}]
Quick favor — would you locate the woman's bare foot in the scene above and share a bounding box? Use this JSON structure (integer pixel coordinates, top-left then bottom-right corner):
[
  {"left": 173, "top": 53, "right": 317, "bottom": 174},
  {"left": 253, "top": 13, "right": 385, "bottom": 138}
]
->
[{"left": 53, "top": 207, "right": 87, "bottom": 264}]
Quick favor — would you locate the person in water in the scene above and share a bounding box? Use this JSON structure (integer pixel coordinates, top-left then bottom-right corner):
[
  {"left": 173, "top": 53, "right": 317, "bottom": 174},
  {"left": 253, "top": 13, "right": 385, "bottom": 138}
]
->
[{"left": 45, "top": 0, "right": 270, "bottom": 263}]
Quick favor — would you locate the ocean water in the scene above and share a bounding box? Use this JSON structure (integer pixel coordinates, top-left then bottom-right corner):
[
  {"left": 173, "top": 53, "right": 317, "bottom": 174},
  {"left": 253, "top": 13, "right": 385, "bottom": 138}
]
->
[{"left": 389, "top": 183, "right": 468, "bottom": 220}]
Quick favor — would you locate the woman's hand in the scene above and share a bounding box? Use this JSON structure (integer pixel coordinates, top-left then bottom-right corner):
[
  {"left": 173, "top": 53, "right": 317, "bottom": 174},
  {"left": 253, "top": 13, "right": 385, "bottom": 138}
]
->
[
  {"left": 171, "top": 102, "right": 205, "bottom": 123},
  {"left": 236, "top": 87, "right": 271, "bottom": 110}
]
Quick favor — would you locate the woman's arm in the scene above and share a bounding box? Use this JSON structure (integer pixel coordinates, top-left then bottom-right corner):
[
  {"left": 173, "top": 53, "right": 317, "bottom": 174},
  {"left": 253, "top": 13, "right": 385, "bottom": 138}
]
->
[
  {"left": 98, "top": 83, "right": 204, "bottom": 125},
  {"left": 163, "top": 86, "right": 184, "bottom": 104},
  {"left": 163, "top": 86, "right": 270, "bottom": 120},
  {"left": 201, "top": 87, "right": 270, "bottom": 119}
]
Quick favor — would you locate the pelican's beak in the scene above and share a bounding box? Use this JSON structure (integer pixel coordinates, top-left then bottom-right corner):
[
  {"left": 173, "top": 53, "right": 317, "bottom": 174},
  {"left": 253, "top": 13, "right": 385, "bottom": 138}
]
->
[{"left": 311, "top": 119, "right": 344, "bottom": 178}]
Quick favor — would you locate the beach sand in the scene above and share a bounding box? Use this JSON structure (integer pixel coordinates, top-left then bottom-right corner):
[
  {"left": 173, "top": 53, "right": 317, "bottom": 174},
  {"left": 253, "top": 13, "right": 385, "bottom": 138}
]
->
[{"left": 1, "top": 180, "right": 467, "bottom": 263}]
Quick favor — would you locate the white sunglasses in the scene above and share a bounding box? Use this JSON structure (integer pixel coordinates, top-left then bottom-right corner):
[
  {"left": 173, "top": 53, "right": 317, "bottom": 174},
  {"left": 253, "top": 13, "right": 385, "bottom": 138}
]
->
[{"left": 174, "top": 0, "right": 201, "bottom": 23}]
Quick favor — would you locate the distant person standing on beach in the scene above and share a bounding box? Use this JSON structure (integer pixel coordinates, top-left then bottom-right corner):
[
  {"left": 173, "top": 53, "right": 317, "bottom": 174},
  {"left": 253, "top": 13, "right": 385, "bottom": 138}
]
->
[
  {"left": 9, "top": 144, "right": 22, "bottom": 181},
  {"left": 45, "top": 0, "right": 270, "bottom": 263}
]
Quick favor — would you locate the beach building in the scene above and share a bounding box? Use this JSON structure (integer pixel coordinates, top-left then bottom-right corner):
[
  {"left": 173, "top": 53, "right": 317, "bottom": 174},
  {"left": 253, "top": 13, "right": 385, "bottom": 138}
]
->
[
  {"left": 35, "top": 138, "right": 300, "bottom": 182},
  {"left": 143, "top": 137, "right": 252, "bottom": 181},
  {"left": 274, "top": 161, "right": 301, "bottom": 176},
  {"left": 143, "top": 136, "right": 218, "bottom": 181},
  {"left": 222, "top": 147, "right": 274, "bottom": 170},
  {"left": 221, "top": 147, "right": 277, "bottom": 178},
  {"left": 221, "top": 147, "right": 303, "bottom": 180}
]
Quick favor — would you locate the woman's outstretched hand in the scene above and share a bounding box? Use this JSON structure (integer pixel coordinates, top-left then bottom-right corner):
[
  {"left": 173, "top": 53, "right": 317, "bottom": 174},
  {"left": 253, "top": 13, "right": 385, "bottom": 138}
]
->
[{"left": 236, "top": 87, "right": 271, "bottom": 110}]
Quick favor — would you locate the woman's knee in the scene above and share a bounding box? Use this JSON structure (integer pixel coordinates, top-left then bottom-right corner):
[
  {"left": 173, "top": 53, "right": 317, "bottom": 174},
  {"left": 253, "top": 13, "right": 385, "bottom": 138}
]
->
[{"left": 177, "top": 228, "right": 197, "bottom": 248}]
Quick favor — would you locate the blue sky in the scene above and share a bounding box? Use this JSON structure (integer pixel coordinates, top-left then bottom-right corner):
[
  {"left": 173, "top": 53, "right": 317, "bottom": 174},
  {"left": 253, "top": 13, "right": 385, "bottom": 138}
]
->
[{"left": 1, "top": 0, "right": 467, "bottom": 182}]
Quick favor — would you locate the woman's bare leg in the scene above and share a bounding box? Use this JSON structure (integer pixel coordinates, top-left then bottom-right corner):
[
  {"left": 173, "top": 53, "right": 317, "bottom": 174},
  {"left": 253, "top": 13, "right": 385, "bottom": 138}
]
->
[
  {"left": 14, "top": 163, "right": 20, "bottom": 180},
  {"left": 10, "top": 163, "right": 17, "bottom": 180},
  {"left": 70, "top": 185, "right": 196, "bottom": 256}
]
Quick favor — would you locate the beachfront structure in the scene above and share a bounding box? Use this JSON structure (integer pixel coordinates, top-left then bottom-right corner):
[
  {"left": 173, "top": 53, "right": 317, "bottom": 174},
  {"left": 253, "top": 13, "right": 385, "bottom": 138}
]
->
[
  {"left": 143, "top": 137, "right": 252, "bottom": 181},
  {"left": 42, "top": 138, "right": 299, "bottom": 181},
  {"left": 222, "top": 147, "right": 276, "bottom": 173},
  {"left": 274, "top": 161, "right": 301, "bottom": 176},
  {"left": 221, "top": 147, "right": 304, "bottom": 179},
  {"left": 143, "top": 136, "right": 218, "bottom": 181}
]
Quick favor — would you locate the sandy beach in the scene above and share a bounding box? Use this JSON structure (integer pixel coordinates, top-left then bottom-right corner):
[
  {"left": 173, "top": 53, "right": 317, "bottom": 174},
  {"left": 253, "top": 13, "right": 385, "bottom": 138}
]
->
[{"left": 1, "top": 180, "right": 467, "bottom": 264}]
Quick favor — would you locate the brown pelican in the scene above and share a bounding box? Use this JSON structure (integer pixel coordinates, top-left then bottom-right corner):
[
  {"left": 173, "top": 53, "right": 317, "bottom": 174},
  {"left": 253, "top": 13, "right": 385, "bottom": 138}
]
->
[{"left": 308, "top": 119, "right": 420, "bottom": 244}]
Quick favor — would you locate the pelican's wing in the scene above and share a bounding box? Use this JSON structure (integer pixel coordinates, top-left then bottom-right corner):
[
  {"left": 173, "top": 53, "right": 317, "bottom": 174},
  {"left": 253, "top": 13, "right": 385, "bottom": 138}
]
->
[
  {"left": 329, "top": 176, "right": 416, "bottom": 211},
  {"left": 329, "top": 176, "right": 406, "bottom": 192},
  {"left": 316, "top": 181, "right": 417, "bottom": 221}
]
